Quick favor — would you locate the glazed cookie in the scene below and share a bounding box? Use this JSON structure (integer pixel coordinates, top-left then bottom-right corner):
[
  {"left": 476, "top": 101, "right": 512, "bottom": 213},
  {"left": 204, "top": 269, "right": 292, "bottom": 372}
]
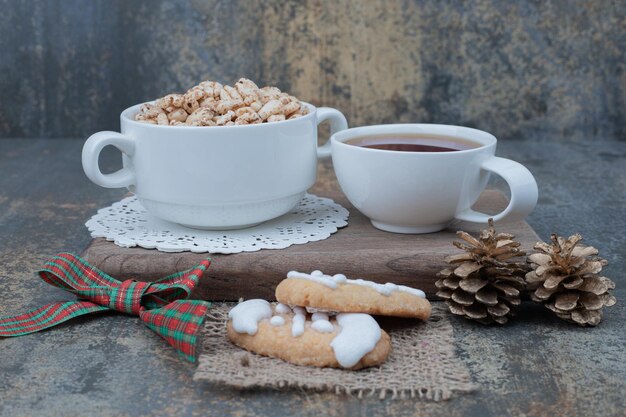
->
[
  {"left": 227, "top": 299, "right": 391, "bottom": 369},
  {"left": 275, "top": 271, "right": 432, "bottom": 320}
]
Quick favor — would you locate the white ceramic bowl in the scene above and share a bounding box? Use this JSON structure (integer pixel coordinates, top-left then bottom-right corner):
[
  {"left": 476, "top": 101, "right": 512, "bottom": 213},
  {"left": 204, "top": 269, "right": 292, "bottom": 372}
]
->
[{"left": 82, "top": 102, "right": 347, "bottom": 230}]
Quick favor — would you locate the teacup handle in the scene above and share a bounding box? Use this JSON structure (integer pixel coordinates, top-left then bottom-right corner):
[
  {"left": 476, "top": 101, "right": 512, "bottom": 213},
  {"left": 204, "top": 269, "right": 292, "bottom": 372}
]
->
[
  {"left": 455, "top": 156, "right": 538, "bottom": 223},
  {"left": 82, "top": 131, "right": 136, "bottom": 188},
  {"left": 316, "top": 107, "right": 348, "bottom": 159}
]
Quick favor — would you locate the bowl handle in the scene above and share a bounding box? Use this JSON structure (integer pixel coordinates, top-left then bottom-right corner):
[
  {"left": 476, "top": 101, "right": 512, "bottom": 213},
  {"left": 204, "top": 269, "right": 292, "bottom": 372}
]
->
[
  {"left": 316, "top": 107, "right": 348, "bottom": 160},
  {"left": 82, "top": 131, "right": 136, "bottom": 188}
]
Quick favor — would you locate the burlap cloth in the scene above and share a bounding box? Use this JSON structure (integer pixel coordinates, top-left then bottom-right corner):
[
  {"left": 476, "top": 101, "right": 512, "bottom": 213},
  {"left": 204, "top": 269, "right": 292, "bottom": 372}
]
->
[{"left": 193, "top": 303, "right": 476, "bottom": 401}]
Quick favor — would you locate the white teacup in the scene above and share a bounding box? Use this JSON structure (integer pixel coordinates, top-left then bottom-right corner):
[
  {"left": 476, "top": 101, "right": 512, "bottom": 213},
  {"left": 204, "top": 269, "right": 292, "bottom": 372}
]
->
[
  {"left": 331, "top": 124, "right": 538, "bottom": 234},
  {"left": 82, "top": 102, "right": 347, "bottom": 229}
]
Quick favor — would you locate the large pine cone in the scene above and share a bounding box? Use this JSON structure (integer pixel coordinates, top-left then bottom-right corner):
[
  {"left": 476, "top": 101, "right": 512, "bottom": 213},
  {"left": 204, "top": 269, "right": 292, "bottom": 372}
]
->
[
  {"left": 436, "top": 219, "right": 529, "bottom": 324},
  {"left": 526, "top": 234, "right": 616, "bottom": 326}
]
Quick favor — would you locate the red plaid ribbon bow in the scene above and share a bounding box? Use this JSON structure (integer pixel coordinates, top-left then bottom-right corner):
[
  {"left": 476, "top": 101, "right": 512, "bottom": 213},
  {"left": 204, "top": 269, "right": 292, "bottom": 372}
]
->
[{"left": 0, "top": 253, "right": 211, "bottom": 362}]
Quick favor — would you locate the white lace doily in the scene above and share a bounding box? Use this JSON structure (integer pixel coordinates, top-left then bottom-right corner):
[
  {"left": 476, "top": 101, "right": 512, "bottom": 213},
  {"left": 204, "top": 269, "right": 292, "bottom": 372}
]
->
[{"left": 86, "top": 194, "right": 349, "bottom": 254}]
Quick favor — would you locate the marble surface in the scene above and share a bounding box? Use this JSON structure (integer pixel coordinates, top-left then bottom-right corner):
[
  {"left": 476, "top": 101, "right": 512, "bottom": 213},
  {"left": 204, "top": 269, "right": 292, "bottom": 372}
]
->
[
  {"left": 0, "top": 0, "right": 624, "bottom": 140},
  {"left": 0, "top": 138, "right": 624, "bottom": 416}
]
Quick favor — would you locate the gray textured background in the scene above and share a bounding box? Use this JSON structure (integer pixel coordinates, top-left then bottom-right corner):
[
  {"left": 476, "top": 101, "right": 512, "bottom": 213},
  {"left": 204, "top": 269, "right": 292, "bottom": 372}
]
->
[{"left": 0, "top": 0, "right": 624, "bottom": 140}]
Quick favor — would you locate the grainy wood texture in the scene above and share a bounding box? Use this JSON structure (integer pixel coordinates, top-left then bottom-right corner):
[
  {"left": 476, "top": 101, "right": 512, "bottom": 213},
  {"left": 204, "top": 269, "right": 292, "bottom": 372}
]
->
[
  {"left": 0, "top": 139, "right": 624, "bottom": 416},
  {"left": 81, "top": 190, "right": 540, "bottom": 300},
  {"left": 0, "top": 0, "right": 624, "bottom": 140}
]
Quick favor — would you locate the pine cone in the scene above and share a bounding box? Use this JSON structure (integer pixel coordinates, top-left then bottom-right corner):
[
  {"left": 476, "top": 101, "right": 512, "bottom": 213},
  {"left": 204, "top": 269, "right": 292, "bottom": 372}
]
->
[
  {"left": 526, "top": 234, "right": 616, "bottom": 326},
  {"left": 436, "top": 219, "right": 529, "bottom": 324}
]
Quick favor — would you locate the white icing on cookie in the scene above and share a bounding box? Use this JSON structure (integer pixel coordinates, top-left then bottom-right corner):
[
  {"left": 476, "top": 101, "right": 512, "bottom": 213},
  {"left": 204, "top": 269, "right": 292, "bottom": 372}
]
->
[
  {"left": 311, "top": 319, "right": 334, "bottom": 333},
  {"left": 311, "top": 312, "right": 329, "bottom": 322},
  {"left": 275, "top": 303, "right": 291, "bottom": 314},
  {"left": 332, "top": 273, "right": 347, "bottom": 284},
  {"left": 270, "top": 316, "right": 285, "bottom": 326},
  {"left": 287, "top": 270, "right": 338, "bottom": 289},
  {"left": 330, "top": 313, "right": 382, "bottom": 368},
  {"left": 288, "top": 270, "right": 426, "bottom": 298},
  {"left": 305, "top": 306, "right": 338, "bottom": 314},
  {"left": 291, "top": 306, "right": 306, "bottom": 337},
  {"left": 228, "top": 299, "right": 272, "bottom": 335},
  {"left": 351, "top": 279, "right": 426, "bottom": 298}
]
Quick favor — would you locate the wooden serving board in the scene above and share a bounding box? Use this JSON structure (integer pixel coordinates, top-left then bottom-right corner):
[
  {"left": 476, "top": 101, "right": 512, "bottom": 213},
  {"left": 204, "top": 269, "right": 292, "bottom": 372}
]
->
[{"left": 81, "top": 165, "right": 541, "bottom": 300}]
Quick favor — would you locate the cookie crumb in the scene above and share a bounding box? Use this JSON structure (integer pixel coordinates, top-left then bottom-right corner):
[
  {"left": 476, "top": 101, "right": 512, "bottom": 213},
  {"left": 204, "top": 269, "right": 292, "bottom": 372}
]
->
[{"left": 238, "top": 353, "right": 251, "bottom": 367}]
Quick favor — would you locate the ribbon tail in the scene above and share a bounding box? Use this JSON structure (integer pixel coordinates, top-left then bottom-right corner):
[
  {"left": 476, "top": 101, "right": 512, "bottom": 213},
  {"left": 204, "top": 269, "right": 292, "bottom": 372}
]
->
[
  {"left": 139, "top": 300, "right": 210, "bottom": 362},
  {"left": 0, "top": 301, "right": 108, "bottom": 337}
]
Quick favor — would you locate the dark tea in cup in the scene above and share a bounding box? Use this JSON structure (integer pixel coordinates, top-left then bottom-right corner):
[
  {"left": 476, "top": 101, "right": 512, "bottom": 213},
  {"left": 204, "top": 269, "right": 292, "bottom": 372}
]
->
[{"left": 345, "top": 134, "right": 481, "bottom": 153}]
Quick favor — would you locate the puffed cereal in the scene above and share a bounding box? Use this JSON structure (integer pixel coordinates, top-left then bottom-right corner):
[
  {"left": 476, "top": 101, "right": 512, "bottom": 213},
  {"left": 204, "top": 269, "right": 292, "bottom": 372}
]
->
[{"left": 134, "top": 78, "right": 309, "bottom": 127}]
